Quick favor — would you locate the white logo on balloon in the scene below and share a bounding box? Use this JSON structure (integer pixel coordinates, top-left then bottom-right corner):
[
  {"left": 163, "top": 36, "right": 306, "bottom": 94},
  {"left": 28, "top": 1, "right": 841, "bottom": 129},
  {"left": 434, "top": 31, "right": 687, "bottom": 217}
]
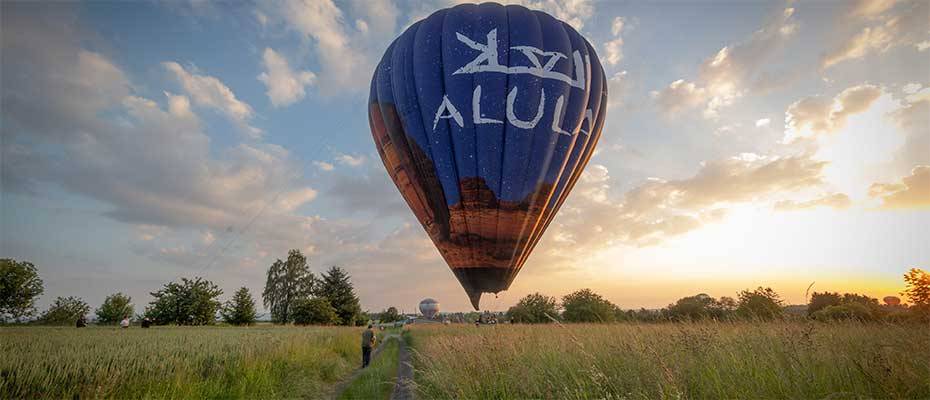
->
[{"left": 432, "top": 29, "right": 595, "bottom": 136}]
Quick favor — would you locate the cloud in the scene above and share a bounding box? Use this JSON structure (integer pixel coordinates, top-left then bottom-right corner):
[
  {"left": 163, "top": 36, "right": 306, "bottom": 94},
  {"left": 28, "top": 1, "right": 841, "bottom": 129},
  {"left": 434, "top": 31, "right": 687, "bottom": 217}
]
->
[
  {"left": 821, "top": 0, "right": 928, "bottom": 69},
  {"left": 163, "top": 61, "right": 262, "bottom": 138},
  {"left": 652, "top": 6, "right": 797, "bottom": 118},
  {"left": 869, "top": 165, "right": 930, "bottom": 209},
  {"left": 651, "top": 79, "right": 707, "bottom": 115},
  {"left": 514, "top": 0, "right": 594, "bottom": 30},
  {"left": 773, "top": 193, "right": 852, "bottom": 211},
  {"left": 2, "top": 9, "right": 315, "bottom": 237},
  {"left": 603, "top": 17, "right": 625, "bottom": 66},
  {"left": 324, "top": 167, "right": 408, "bottom": 217},
  {"left": 335, "top": 153, "right": 365, "bottom": 167},
  {"left": 314, "top": 160, "right": 335, "bottom": 171},
  {"left": 887, "top": 87, "right": 930, "bottom": 170},
  {"left": 606, "top": 70, "right": 630, "bottom": 109},
  {"left": 784, "top": 84, "right": 882, "bottom": 139},
  {"left": 755, "top": 118, "right": 771, "bottom": 128},
  {"left": 845, "top": 0, "right": 900, "bottom": 19},
  {"left": 258, "top": 47, "right": 317, "bottom": 107},
  {"left": 543, "top": 153, "right": 828, "bottom": 252},
  {"left": 266, "top": 0, "right": 379, "bottom": 94}
]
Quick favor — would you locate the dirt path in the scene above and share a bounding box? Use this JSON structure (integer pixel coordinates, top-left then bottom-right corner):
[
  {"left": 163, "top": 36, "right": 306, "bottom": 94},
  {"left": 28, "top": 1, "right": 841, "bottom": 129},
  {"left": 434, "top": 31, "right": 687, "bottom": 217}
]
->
[
  {"left": 330, "top": 332, "right": 415, "bottom": 400},
  {"left": 331, "top": 334, "right": 398, "bottom": 398},
  {"left": 389, "top": 335, "right": 414, "bottom": 400}
]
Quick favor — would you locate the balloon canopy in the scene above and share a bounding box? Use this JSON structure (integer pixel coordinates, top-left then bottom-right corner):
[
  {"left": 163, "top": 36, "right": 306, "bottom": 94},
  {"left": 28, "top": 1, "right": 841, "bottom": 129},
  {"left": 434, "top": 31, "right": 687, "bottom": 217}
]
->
[
  {"left": 419, "top": 298, "right": 440, "bottom": 319},
  {"left": 369, "top": 3, "right": 607, "bottom": 310},
  {"left": 883, "top": 296, "right": 901, "bottom": 306}
]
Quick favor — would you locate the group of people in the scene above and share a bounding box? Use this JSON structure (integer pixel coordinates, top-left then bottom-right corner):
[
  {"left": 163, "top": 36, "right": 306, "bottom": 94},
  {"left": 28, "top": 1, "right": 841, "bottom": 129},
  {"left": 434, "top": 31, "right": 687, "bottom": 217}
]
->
[{"left": 75, "top": 316, "right": 152, "bottom": 328}]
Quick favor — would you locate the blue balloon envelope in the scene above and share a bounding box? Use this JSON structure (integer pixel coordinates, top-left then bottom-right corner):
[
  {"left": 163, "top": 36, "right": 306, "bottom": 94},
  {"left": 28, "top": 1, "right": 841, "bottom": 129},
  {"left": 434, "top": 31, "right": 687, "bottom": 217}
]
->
[{"left": 369, "top": 3, "right": 607, "bottom": 309}]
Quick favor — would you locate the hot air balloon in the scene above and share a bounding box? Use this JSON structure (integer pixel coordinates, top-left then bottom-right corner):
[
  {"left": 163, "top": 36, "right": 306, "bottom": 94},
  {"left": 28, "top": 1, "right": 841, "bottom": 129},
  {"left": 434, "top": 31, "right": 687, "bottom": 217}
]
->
[
  {"left": 419, "top": 298, "right": 440, "bottom": 319},
  {"left": 369, "top": 3, "right": 607, "bottom": 310},
  {"left": 883, "top": 296, "right": 901, "bottom": 306}
]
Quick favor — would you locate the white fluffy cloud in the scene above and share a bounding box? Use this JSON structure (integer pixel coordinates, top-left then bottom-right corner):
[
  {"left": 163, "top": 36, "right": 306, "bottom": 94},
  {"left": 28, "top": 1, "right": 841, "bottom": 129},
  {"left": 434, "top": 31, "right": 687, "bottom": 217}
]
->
[
  {"left": 258, "top": 48, "right": 316, "bottom": 107},
  {"left": 821, "top": 0, "right": 928, "bottom": 69},
  {"left": 266, "top": 0, "right": 391, "bottom": 94},
  {"left": 163, "top": 61, "right": 262, "bottom": 138},
  {"left": 335, "top": 153, "right": 365, "bottom": 167},
  {"left": 784, "top": 84, "right": 883, "bottom": 140},
  {"left": 543, "top": 153, "right": 828, "bottom": 251},
  {"left": 603, "top": 17, "right": 625, "bottom": 66},
  {"left": 314, "top": 160, "right": 335, "bottom": 171},
  {"left": 652, "top": 6, "right": 797, "bottom": 118},
  {"left": 773, "top": 193, "right": 852, "bottom": 211},
  {"left": 785, "top": 84, "right": 882, "bottom": 141},
  {"left": 869, "top": 165, "right": 930, "bottom": 209},
  {"left": 2, "top": 11, "right": 316, "bottom": 239}
]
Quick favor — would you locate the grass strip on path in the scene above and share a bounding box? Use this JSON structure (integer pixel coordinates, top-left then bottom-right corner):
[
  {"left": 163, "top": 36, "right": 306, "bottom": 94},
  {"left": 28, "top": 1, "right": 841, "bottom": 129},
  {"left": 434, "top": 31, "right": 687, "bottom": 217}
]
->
[{"left": 337, "top": 336, "right": 401, "bottom": 400}]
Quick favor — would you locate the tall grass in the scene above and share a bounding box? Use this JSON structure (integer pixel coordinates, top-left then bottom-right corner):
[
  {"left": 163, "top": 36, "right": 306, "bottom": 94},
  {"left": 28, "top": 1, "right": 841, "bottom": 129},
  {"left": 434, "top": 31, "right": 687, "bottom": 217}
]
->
[
  {"left": 409, "top": 321, "right": 930, "bottom": 399},
  {"left": 338, "top": 337, "right": 400, "bottom": 400},
  {"left": 0, "top": 325, "right": 361, "bottom": 399}
]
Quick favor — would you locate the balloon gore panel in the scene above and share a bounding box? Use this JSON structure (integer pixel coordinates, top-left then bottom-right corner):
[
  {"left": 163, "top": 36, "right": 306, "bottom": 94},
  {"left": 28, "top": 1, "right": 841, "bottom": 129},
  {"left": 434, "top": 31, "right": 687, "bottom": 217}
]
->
[{"left": 369, "top": 3, "right": 607, "bottom": 310}]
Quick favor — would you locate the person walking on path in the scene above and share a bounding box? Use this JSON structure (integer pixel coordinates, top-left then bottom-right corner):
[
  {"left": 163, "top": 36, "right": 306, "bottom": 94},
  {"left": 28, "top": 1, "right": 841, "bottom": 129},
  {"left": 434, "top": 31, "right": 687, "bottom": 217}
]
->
[{"left": 361, "top": 324, "right": 376, "bottom": 368}]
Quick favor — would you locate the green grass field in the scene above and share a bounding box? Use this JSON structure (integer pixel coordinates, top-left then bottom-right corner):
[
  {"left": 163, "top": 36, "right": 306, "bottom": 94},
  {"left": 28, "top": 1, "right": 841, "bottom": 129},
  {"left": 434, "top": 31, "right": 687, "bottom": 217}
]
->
[
  {"left": 0, "top": 325, "right": 362, "bottom": 399},
  {"left": 408, "top": 322, "right": 930, "bottom": 399},
  {"left": 3, "top": 322, "right": 929, "bottom": 399}
]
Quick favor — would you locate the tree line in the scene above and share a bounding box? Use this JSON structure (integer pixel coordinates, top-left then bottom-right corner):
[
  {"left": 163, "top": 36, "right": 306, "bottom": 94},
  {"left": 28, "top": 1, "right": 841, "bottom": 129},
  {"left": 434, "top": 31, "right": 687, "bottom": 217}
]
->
[
  {"left": 506, "top": 268, "right": 930, "bottom": 324},
  {"left": 0, "top": 250, "right": 364, "bottom": 326}
]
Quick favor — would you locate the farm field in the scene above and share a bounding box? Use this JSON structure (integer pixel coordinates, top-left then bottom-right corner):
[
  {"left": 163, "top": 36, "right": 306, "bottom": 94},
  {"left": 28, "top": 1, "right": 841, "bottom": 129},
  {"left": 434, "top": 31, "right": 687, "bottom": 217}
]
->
[
  {"left": 0, "top": 325, "right": 362, "bottom": 399},
  {"left": 408, "top": 322, "right": 930, "bottom": 399},
  {"left": 3, "top": 322, "right": 930, "bottom": 399}
]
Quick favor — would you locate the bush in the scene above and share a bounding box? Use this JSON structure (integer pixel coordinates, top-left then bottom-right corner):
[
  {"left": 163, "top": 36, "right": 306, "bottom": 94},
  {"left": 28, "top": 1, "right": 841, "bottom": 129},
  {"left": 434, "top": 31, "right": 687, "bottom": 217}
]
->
[
  {"left": 292, "top": 298, "right": 338, "bottom": 325},
  {"left": 96, "top": 293, "right": 134, "bottom": 324},
  {"left": 507, "top": 293, "right": 559, "bottom": 323},
  {"left": 562, "top": 289, "right": 617, "bottom": 323},
  {"left": 221, "top": 287, "right": 257, "bottom": 326},
  {"left": 736, "top": 287, "right": 784, "bottom": 321},
  {"left": 39, "top": 296, "right": 89, "bottom": 325},
  {"left": 811, "top": 303, "right": 876, "bottom": 322}
]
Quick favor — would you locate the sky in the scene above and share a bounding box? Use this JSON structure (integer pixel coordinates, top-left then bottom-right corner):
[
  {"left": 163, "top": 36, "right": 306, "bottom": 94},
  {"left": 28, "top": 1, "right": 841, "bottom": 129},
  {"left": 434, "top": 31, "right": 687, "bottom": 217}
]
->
[{"left": 2, "top": 0, "right": 928, "bottom": 314}]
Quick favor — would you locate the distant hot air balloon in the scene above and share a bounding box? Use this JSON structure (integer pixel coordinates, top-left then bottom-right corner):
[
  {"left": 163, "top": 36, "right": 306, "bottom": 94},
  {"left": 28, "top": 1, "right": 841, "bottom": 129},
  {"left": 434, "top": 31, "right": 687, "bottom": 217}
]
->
[
  {"left": 419, "top": 298, "right": 440, "bottom": 319},
  {"left": 370, "top": 3, "right": 607, "bottom": 310},
  {"left": 883, "top": 296, "right": 901, "bottom": 306}
]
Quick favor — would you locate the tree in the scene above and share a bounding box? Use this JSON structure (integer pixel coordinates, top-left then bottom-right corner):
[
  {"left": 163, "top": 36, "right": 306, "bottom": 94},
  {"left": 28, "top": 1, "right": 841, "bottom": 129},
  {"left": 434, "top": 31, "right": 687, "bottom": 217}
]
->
[
  {"left": 902, "top": 268, "right": 930, "bottom": 321},
  {"left": 736, "top": 287, "right": 784, "bottom": 321},
  {"left": 808, "top": 292, "right": 883, "bottom": 321},
  {"left": 221, "top": 287, "right": 257, "bottom": 326},
  {"left": 292, "top": 297, "right": 338, "bottom": 325},
  {"left": 667, "top": 294, "right": 713, "bottom": 320},
  {"left": 811, "top": 303, "right": 876, "bottom": 322},
  {"left": 808, "top": 292, "right": 842, "bottom": 315},
  {"left": 95, "top": 293, "right": 134, "bottom": 324},
  {"left": 561, "top": 289, "right": 617, "bottom": 323},
  {"left": 1, "top": 258, "right": 44, "bottom": 322},
  {"left": 902, "top": 268, "right": 930, "bottom": 306},
  {"left": 263, "top": 250, "right": 315, "bottom": 324},
  {"left": 506, "top": 293, "right": 559, "bottom": 323},
  {"left": 316, "top": 266, "right": 362, "bottom": 326},
  {"left": 39, "top": 296, "right": 90, "bottom": 325},
  {"left": 379, "top": 306, "right": 402, "bottom": 323},
  {"left": 145, "top": 277, "right": 222, "bottom": 325}
]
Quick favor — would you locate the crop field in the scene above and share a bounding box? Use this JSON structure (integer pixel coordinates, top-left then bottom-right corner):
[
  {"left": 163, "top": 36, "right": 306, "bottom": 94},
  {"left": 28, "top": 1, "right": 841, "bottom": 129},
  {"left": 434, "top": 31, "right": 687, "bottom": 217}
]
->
[
  {"left": 408, "top": 322, "right": 930, "bottom": 399},
  {"left": 3, "top": 322, "right": 929, "bottom": 399},
  {"left": 0, "top": 325, "right": 361, "bottom": 399}
]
